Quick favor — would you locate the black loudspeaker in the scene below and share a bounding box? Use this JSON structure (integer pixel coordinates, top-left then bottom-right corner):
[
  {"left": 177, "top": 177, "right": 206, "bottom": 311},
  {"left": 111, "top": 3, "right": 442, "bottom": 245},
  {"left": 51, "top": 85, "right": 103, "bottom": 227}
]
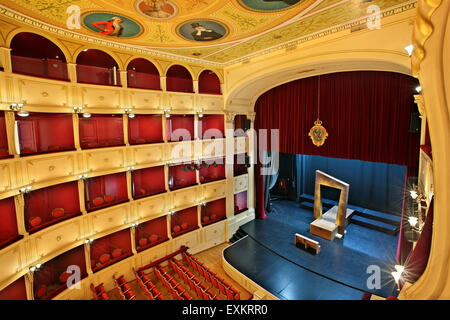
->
[
  {"left": 243, "top": 119, "right": 251, "bottom": 131},
  {"left": 244, "top": 155, "right": 251, "bottom": 168},
  {"left": 409, "top": 112, "right": 421, "bottom": 133}
]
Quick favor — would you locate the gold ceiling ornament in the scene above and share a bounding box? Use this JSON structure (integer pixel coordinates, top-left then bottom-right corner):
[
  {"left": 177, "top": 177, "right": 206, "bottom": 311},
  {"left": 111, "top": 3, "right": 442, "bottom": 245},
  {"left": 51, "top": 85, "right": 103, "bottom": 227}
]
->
[{"left": 308, "top": 119, "right": 328, "bottom": 147}]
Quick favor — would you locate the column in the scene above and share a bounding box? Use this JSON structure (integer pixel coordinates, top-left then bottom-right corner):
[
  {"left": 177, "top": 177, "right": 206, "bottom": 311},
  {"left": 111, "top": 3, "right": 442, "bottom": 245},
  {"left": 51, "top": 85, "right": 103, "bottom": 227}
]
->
[
  {"left": 119, "top": 70, "right": 128, "bottom": 88},
  {"left": 24, "top": 272, "right": 34, "bottom": 300},
  {"left": 415, "top": 94, "right": 426, "bottom": 145},
  {"left": 13, "top": 194, "right": 27, "bottom": 236},
  {"left": 193, "top": 80, "right": 199, "bottom": 94},
  {"left": 160, "top": 76, "right": 167, "bottom": 92},
  {"left": 0, "top": 47, "right": 12, "bottom": 73},
  {"left": 4, "top": 110, "right": 18, "bottom": 157},
  {"left": 67, "top": 63, "right": 77, "bottom": 83},
  {"left": 72, "top": 114, "right": 81, "bottom": 150},
  {"left": 247, "top": 112, "right": 256, "bottom": 214},
  {"left": 225, "top": 112, "right": 236, "bottom": 219}
]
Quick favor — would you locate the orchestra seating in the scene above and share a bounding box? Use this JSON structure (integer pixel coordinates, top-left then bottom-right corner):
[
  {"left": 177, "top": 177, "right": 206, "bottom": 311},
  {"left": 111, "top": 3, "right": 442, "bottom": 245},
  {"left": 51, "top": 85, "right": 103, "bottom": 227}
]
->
[
  {"left": 132, "top": 268, "right": 165, "bottom": 300},
  {"left": 153, "top": 264, "right": 192, "bottom": 300},
  {"left": 90, "top": 283, "right": 109, "bottom": 300},
  {"left": 112, "top": 275, "right": 136, "bottom": 300}
]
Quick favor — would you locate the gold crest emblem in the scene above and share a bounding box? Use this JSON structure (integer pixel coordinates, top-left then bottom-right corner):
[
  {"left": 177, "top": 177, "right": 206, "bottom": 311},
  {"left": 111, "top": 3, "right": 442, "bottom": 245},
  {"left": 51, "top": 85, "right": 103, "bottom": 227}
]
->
[{"left": 308, "top": 119, "right": 328, "bottom": 147}]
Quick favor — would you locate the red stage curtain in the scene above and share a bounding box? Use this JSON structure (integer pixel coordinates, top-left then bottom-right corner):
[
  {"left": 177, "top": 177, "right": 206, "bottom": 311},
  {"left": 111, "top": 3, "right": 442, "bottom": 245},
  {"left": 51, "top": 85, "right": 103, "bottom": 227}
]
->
[{"left": 254, "top": 71, "right": 420, "bottom": 219}]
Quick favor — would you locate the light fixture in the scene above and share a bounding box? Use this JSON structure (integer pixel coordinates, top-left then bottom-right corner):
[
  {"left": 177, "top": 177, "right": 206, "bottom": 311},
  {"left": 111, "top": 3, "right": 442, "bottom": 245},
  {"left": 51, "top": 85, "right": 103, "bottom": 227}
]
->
[
  {"left": 83, "top": 49, "right": 89, "bottom": 52},
  {"left": 131, "top": 222, "right": 139, "bottom": 228},
  {"left": 78, "top": 173, "right": 88, "bottom": 180},
  {"left": 84, "top": 238, "right": 94, "bottom": 244},
  {"left": 164, "top": 109, "right": 171, "bottom": 118},
  {"left": 124, "top": 108, "right": 135, "bottom": 119},
  {"left": 19, "top": 185, "right": 32, "bottom": 194},
  {"left": 127, "top": 166, "right": 136, "bottom": 171},
  {"left": 82, "top": 112, "right": 91, "bottom": 118},
  {"left": 410, "top": 190, "right": 418, "bottom": 200},
  {"left": 29, "top": 263, "right": 42, "bottom": 273},
  {"left": 10, "top": 102, "right": 29, "bottom": 117},
  {"left": 197, "top": 110, "right": 204, "bottom": 118},
  {"left": 29, "top": 266, "right": 36, "bottom": 273},
  {"left": 394, "top": 265, "right": 405, "bottom": 274},
  {"left": 199, "top": 201, "right": 206, "bottom": 207},
  {"left": 404, "top": 44, "right": 414, "bottom": 56},
  {"left": 73, "top": 106, "right": 83, "bottom": 114},
  {"left": 168, "top": 210, "right": 176, "bottom": 215},
  {"left": 17, "top": 109, "right": 30, "bottom": 117},
  {"left": 408, "top": 216, "right": 418, "bottom": 227},
  {"left": 415, "top": 86, "right": 422, "bottom": 93}
]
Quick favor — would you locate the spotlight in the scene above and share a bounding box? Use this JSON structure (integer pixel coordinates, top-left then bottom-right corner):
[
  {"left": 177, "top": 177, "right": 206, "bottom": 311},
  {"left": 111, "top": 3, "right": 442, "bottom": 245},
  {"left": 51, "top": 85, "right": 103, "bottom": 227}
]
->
[
  {"left": 404, "top": 44, "right": 414, "bottom": 56},
  {"left": 391, "top": 271, "right": 401, "bottom": 283},
  {"left": 410, "top": 190, "right": 418, "bottom": 200},
  {"left": 415, "top": 86, "right": 422, "bottom": 93},
  {"left": 408, "top": 216, "right": 418, "bottom": 227}
]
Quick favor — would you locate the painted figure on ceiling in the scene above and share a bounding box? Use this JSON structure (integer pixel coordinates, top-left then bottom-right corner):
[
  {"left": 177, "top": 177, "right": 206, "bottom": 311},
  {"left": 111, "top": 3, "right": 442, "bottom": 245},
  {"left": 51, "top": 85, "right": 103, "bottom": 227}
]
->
[
  {"left": 90, "top": 16, "right": 124, "bottom": 37},
  {"left": 190, "top": 23, "right": 223, "bottom": 41},
  {"left": 141, "top": 0, "right": 174, "bottom": 19}
]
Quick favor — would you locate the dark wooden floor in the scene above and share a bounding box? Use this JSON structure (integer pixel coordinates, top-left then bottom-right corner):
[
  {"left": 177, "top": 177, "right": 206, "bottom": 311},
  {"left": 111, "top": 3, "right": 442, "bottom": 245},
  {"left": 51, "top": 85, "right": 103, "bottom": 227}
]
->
[{"left": 224, "top": 200, "right": 399, "bottom": 300}]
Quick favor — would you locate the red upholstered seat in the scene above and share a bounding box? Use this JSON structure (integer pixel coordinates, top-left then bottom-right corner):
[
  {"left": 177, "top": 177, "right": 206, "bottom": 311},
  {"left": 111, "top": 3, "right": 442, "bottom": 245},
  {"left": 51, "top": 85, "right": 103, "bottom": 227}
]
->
[
  {"left": 111, "top": 248, "right": 122, "bottom": 258},
  {"left": 226, "top": 288, "right": 235, "bottom": 300},
  {"left": 141, "top": 275, "right": 149, "bottom": 282},
  {"left": 59, "top": 271, "right": 71, "bottom": 283},
  {"left": 92, "top": 197, "right": 104, "bottom": 206},
  {"left": 139, "top": 188, "right": 146, "bottom": 195},
  {"left": 138, "top": 270, "right": 145, "bottom": 277},
  {"left": 136, "top": 138, "right": 146, "bottom": 144},
  {"left": 99, "top": 253, "right": 111, "bottom": 264},
  {"left": 210, "top": 214, "right": 217, "bottom": 220},
  {"left": 87, "top": 142, "right": 100, "bottom": 148},
  {"left": 149, "top": 234, "right": 158, "bottom": 242},
  {"left": 181, "top": 222, "right": 188, "bottom": 230},
  {"left": 35, "top": 285, "right": 47, "bottom": 299},
  {"left": 117, "top": 276, "right": 126, "bottom": 285},
  {"left": 181, "top": 292, "right": 191, "bottom": 300},
  {"left": 122, "top": 283, "right": 130, "bottom": 292},
  {"left": 173, "top": 225, "right": 181, "bottom": 233},
  {"left": 138, "top": 237, "right": 148, "bottom": 247},
  {"left": 51, "top": 207, "right": 65, "bottom": 219},
  {"left": 29, "top": 216, "right": 42, "bottom": 228},
  {"left": 96, "top": 284, "right": 105, "bottom": 293},
  {"left": 125, "top": 290, "right": 135, "bottom": 300},
  {"left": 202, "top": 216, "right": 210, "bottom": 223},
  {"left": 104, "top": 195, "right": 115, "bottom": 203},
  {"left": 47, "top": 145, "right": 60, "bottom": 151},
  {"left": 100, "top": 292, "right": 108, "bottom": 300},
  {"left": 200, "top": 176, "right": 205, "bottom": 182}
]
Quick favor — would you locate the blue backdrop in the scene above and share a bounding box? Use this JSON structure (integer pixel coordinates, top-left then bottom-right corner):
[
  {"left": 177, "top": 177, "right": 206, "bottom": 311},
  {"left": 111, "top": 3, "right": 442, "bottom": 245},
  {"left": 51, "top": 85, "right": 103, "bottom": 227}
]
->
[{"left": 296, "top": 155, "right": 407, "bottom": 215}]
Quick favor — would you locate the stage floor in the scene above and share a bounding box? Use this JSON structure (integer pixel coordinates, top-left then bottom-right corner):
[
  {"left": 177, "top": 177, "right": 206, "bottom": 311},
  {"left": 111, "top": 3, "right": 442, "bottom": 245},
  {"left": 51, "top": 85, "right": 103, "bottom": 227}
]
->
[{"left": 223, "top": 200, "right": 399, "bottom": 300}]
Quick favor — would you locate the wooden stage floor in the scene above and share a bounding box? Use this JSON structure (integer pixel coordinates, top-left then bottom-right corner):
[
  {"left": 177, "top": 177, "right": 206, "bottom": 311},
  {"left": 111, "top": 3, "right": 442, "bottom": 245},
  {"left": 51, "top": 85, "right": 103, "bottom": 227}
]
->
[{"left": 223, "top": 200, "right": 399, "bottom": 300}]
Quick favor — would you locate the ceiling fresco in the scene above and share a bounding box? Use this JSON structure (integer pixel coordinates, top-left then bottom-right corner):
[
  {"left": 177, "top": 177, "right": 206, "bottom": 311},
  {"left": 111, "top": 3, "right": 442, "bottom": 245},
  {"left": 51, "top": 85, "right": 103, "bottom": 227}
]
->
[{"left": 0, "top": 0, "right": 416, "bottom": 65}]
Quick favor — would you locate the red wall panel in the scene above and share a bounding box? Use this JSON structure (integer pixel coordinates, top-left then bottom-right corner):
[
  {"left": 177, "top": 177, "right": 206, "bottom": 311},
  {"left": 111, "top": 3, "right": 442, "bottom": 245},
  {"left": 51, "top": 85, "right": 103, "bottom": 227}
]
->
[
  {"left": 198, "top": 114, "right": 224, "bottom": 139},
  {"left": 168, "top": 163, "right": 197, "bottom": 190},
  {"left": 171, "top": 206, "right": 198, "bottom": 238},
  {"left": 0, "top": 197, "right": 20, "bottom": 249},
  {"left": 132, "top": 166, "right": 166, "bottom": 199},
  {"left": 135, "top": 216, "right": 168, "bottom": 252},
  {"left": 85, "top": 172, "right": 128, "bottom": 212},
  {"left": 0, "top": 276, "right": 27, "bottom": 300},
  {"left": 234, "top": 191, "right": 248, "bottom": 214},
  {"left": 79, "top": 114, "right": 124, "bottom": 149},
  {"left": 17, "top": 113, "right": 75, "bottom": 156},
  {"left": 23, "top": 181, "right": 81, "bottom": 233},
  {"left": 128, "top": 114, "right": 163, "bottom": 144},
  {"left": 0, "top": 111, "right": 9, "bottom": 159},
  {"left": 166, "top": 114, "right": 195, "bottom": 142},
  {"left": 201, "top": 198, "right": 226, "bottom": 226}
]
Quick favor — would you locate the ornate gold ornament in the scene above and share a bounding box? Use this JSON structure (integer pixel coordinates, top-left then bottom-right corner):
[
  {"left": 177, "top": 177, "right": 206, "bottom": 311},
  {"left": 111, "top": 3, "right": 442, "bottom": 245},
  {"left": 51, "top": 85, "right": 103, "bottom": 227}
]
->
[{"left": 309, "top": 119, "right": 328, "bottom": 147}]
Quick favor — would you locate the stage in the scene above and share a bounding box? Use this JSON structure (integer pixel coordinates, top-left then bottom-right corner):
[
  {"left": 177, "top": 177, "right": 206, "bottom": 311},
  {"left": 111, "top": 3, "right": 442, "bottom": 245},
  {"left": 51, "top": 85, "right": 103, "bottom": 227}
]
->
[{"left": 223, "top": 200, "right": 399, "bottom": 300}]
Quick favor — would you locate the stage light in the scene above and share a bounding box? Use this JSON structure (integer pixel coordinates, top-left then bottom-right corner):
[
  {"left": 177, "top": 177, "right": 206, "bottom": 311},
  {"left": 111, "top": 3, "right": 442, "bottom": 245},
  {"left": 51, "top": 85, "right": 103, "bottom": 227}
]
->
[
  {"left": 408, "top": 216, "right": 418, "bottom": 227},
  {"left": 404, "top": 44, "right": 414, "bottom": 56},
  {"left": 410, "top": 190, "right": 418, "bottom": 199},
  {"left": 394, "top": 265, "right": 405, "bottom": 274},
  {"left": 416, "top": 86, "right": 422, "bottom": 93},
  {"left": 391, "top": 271, "right": 401, "bottom": 283}
]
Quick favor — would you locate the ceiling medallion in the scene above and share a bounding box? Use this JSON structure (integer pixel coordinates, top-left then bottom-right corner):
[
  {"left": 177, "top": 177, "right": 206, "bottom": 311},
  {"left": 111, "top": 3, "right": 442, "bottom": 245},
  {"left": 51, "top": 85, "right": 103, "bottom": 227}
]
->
[
  {"left": 82, "top": 11, "right": 144, "bottom": 38},
  {"left": 176, "top": 19, "right": 229, "bottom": 42},
  {"left": 134, "top": 0, "right": 178, "bottom": 20},
  {"left": 238, "top": 0, "right": 305, "bottom": 12},
  {"left": 309, "top": 119, "right": 328, "bottom": 147}
]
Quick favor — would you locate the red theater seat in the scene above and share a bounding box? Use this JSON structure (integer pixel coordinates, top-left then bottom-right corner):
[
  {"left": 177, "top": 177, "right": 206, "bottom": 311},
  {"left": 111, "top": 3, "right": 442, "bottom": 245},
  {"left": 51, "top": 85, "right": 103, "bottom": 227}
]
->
[
  {"left": 181, "top": 222, "right": 188, "bottom": 230},
  {"left": 59, "top": 271, "right": 71, "bottom": 283},
  {"left": 181, "top": 292, "right": 192, "bottom": 300},
  {"left": 35, "top": 285, "right": 47, "bottom": 299},
  {"left": 96, "top": 284, "right": 105, "bottom": 293},
  {"left": 125, "top": 291, "right": 135, "bottom": 300},
  {"left": 92, "top": 197, "right": 104, "bottom": 207},
  {"left": 111, "top": 248, "right": 122, "bottom": 258},
  {"left": 99, "top": 253, "right": 111, "bottom": 264},
  {"left": 173, "top": 225, "right": 181, "bottom": 233},
  {"left": 202, "top": 216, "right": 210, "bottom": 223},
  {"left": 51, "top": 207, "right": 65, "bottom": 219},
  {"left": 100, "top": 292, "right": 108, "bottom": 300},
  {"left": 138, "top": 237, "right": 148, "bottom": 247},
  {"left": 29, "top": 216, "right": 42, "bottom": 228},
  {"left": 149, "top": 234, "right": 158, "bottom": 242},
  {"left": 211, "top": 214, "right": 217, "bottom": 220},
  {"left": 104, "top": 195, "right": 115, "bottom": 203}
]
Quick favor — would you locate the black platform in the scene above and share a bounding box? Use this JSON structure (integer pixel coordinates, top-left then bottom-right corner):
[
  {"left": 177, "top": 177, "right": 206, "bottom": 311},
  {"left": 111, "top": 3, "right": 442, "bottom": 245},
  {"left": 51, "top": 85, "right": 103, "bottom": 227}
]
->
[{"left": 223, "top": 200, "right": 399, "bottom": 300}]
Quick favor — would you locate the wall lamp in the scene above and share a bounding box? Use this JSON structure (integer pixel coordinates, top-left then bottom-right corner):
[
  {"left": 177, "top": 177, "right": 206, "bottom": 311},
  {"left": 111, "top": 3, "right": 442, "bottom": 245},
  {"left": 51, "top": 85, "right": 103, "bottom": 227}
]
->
[
  {"left": 124, "top": 108, "right": 135, "bottom": 119},
  {"left": 84, "top": 238, "right": 94, "bottom": 244},
  {"left": 127, "top": 165, "right": 136, "bottom": 171},
  {"left": 73, "top": 106, "right": 83, "bottom": 114},
  {"left": 168, "top": 210, "right": 176, "bottom": 215},
  {"left": 199, "top": 201, "right": 207, "bottom": 207},
  {"left": 29, "top": 263, "right": 42, "bottom": 273},
  {"left": 391, "top": 265, "right": 405, "bottom": 289},
  {"left": 78, "top": 173, "right": 89, "bottom": 180},
  {"left": 197, "top": 110, "right": 204, "bottom": 118},
  {"left": 404, "top": 44, "right": 414, "bottom": 57},
  {"left": 19, "top": 185, "right": 33, "bottom": 194},
  {"left": 415, "top": 86, "right": 422, "bottom": 93},
  {"left": 82, "top": 112, "right": 91, "bottom": 118},
  {"left": 164, "top": 109, "right": 171, "bottom": 118},
  {"left": 10, "top": 102, "right": 29, "bottom": 117},
  {"left": 131, "top": 222, "right": 140, "bottom": 228}
]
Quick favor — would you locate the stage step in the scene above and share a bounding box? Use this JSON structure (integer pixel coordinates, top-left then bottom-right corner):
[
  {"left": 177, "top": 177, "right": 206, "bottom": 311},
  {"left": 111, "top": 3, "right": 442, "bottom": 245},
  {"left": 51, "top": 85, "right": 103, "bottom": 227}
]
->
[
  {"left": 350, "top": 215, "right": 399, "bottom": 235},
  {"left": 299, "top": 193, "right": 400, "bottom": 235},
  {"left": 229, "top": 228, "right": 248, "bottom": 243}
]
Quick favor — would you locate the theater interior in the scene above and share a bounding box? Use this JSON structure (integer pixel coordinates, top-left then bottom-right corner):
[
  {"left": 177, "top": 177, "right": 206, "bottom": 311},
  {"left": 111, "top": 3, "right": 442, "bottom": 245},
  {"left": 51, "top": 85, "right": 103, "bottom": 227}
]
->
[{"left": 0, "top": 0, "right": 449, "bottom": 301}]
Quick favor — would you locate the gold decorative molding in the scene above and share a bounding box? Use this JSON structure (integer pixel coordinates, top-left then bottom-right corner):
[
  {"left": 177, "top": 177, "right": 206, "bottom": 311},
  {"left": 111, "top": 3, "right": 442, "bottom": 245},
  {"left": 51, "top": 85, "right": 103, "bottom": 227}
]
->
[{"left": 411, "top": 0, "right": 443, "bottom": 76}]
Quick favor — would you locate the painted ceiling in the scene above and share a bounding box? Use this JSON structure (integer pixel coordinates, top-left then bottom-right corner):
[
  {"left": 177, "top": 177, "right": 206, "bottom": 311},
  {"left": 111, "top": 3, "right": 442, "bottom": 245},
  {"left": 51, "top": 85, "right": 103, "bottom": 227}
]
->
[{"left": 0, "top": 0, "right": 416, "bottom": 65}]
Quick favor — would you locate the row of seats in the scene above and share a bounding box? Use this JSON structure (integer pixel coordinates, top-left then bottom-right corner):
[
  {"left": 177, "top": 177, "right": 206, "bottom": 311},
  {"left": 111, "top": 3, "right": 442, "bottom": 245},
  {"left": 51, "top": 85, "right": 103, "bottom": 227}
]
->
[
  {"left": 169, "top": 258, "right": 220, "bottom": 300},
  {"left": 153, "top": 265, "right": 191, "bottom": 300},
  {"left": 133, "top": 268, "right": 165, "bottom": 300},
  {"left": 182, "top": 251, "right": 240, "bottom": 300},
  {"left": 113, "top": 275, "right": 136, "bottom": 300},
  {"left": 90, "top": 283, "right": 109, "bottom": 300}
]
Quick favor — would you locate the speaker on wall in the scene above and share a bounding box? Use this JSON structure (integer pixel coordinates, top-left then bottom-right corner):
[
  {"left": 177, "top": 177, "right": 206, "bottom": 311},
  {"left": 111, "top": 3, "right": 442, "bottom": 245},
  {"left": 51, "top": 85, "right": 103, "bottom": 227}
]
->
[
  {"left": 244, "top": 156, "right": 251, "bottom": 168},
  {"left": 243, "top": 119, "right": 251, "bottom": 131},
  {"left": 409, "top": 112, "right": 421, "bottom": 133}
]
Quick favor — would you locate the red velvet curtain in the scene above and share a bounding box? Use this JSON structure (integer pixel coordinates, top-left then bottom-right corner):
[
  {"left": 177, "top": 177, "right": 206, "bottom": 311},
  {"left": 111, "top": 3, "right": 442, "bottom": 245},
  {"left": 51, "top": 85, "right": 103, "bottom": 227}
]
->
[{"left": 254, "top": 71, "right": 420, "bottom": 219}]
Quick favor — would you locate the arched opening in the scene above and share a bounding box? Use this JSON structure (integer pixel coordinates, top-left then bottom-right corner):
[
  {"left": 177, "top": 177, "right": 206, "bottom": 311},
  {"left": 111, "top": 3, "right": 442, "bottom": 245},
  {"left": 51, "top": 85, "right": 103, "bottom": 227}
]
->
[
  {"left": 76, "top": 49, "right": 120, "bottom": 86},
  {"left": 127, "top": 58, "right": 160, "bottom": 90},
  {"left": 10, "top": 32, "right": 68, "bottom": 81},
  {"left": 166, "top": 65, "right": 193, "bottom": 93},
  {"left": 198, "top": 70, "right": 221, "bottom": 94}
]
